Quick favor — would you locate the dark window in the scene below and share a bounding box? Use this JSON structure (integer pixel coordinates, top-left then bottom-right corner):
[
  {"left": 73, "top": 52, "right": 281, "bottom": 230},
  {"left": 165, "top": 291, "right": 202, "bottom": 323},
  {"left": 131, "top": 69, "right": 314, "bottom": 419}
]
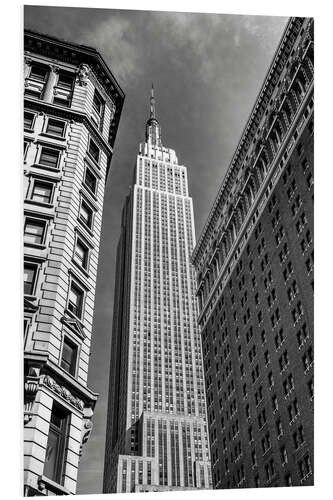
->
[
  {"left": 39, "top": 148, "right": 60, "bottom": 169},
  {"left": 74, "top": 238, "right": 89, "bottom": 269},
  {"left": 31, "top": 181, "right": 53, "bottom": 204},
  {"left": 61, "top": 337, "right": 78, "bottom": 376},
  {"left": 68, "top": 281, "right": 84, "bottom": 319},
  {"left": 30, "top": 64, "right": 48, "bottom": 82},
  {"left": 79, "top": 200, "right": 93, "bottom": 229},
  {"left": 44, "top": 405, "right": 68, "bottom": 484},
  {"left": 24, "top": 218, "right": 46, "bottom": 245},
  {"left": 46, "top": 119, "right": 65, "bottom": 137},
  {"left": 24, "top": 263, "right": 37, "bottom": 295},
  {"left": 24, "top": 111, "right": 35, "bottom": 130},
  {"left": 88, "top": 139, "right": 100, "bottom": 163},
  {"left": 84, "top": 167, "right": 97, "bottom": 194},
  {"left": 57, "top": 72, "right": 74, "bottom": 90}
]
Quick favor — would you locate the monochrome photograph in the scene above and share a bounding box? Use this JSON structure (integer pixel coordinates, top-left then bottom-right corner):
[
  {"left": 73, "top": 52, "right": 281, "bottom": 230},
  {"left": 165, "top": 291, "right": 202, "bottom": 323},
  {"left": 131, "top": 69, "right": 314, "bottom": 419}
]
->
[{"left": 23, "top": 4, "right": 314, "bottom": 496}]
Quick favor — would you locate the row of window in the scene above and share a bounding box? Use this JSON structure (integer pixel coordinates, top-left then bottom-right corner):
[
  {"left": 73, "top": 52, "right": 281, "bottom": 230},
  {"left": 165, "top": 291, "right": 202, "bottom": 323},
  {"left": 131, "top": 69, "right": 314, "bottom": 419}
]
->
[{"left": 25, "top": 62, "right": 106, "bottom": 132}]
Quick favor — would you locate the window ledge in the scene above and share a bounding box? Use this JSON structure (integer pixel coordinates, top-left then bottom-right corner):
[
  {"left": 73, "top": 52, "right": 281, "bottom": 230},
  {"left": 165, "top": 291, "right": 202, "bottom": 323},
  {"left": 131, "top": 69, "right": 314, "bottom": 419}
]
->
[
  {"left": 77, "top": 217, "right": 94, "bottom": 238},
  {"left": 38, "top": 475, "right": 70, "bottom": 495},
  {"left": 24, "top": 242, "right": 47, "bottom": 251},
  {"left": 39, "top": 132, "right": 66, "bottom": 142},
  {"left": 32, "top": 163, "right": 61, "bottom": 173},
  {"left": 24, "top": 199, "right": 54, "bottom": 210}
]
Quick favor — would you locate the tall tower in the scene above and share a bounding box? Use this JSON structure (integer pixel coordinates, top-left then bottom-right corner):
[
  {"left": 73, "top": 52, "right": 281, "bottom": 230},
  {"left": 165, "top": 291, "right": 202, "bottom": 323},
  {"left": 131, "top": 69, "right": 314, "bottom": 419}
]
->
[
  {"left": 23, "top": 30, "right": 124, "bottom": 496},
  {"left": 103, "top": 88, "right": 211, "bottom": 493}
]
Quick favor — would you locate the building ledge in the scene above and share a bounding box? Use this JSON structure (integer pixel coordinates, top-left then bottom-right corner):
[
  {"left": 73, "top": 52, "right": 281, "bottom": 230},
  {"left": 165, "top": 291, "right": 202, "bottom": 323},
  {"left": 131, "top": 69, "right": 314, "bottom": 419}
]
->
[{"left": 38, "top": 475, "right": 71, "bottom": 496}]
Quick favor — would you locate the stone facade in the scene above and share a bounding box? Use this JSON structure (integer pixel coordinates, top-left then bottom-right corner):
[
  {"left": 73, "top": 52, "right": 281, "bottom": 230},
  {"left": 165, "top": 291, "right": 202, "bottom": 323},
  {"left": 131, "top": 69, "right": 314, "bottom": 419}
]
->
[
  {"left": 23, "top": 30, "right": 124, "bottom": 496},
  {"left": 192, "top": 17, "right": 314, "bottom": 488}
]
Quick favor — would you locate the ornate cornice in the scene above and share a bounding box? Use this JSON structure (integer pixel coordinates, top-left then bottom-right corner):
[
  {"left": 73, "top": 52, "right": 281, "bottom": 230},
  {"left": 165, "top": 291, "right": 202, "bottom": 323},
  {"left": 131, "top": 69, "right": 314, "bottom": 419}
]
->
[
  {"left": 192, "top": 17, "right": 311, "bottom": 265},
  {"left": 42, "top": 375, "right": 84, "bottom": 411}
]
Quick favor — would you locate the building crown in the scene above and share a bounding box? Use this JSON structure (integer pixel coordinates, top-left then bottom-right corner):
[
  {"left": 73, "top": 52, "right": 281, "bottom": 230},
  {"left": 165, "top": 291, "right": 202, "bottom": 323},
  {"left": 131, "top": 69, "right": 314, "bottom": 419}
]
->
[{"left": 145, "top": 84, "right": 162, "bottom": 147}]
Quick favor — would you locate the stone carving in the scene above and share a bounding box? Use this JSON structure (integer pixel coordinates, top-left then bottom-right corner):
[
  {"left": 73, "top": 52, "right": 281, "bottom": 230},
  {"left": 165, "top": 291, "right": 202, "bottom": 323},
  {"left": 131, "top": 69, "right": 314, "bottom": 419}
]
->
[
  {"left": 79, "top": 406, "right": 94, "bottom": 456},
  {"left": 76, "top": 63, "right": 91, "bottom": 86},
  {"left": 49, "top": 64, "right": 59, "bottom": 74},
  {"left": 24, "top": 367, "right": 41, "bottom": 425},
  {"left": 43, "top": 375, "right": 84, "bottom": 411}
]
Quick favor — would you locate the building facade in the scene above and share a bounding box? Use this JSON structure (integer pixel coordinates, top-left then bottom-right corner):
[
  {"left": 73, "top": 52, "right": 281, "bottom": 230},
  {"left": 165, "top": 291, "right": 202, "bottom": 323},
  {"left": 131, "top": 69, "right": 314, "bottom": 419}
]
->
[
  {"left": 23, "top": 30, "right": 124, "bottom": 496},
  {"left": 192, "top": 17, "right": 313, "bottom": 489},
  {"left": 103, "top": 89, "right": 211, "bottom": 493}
]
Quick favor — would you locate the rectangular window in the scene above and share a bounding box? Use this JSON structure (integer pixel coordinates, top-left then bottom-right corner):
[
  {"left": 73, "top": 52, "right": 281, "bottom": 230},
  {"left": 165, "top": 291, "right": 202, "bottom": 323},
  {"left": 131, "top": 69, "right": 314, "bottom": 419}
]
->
[
  {"left": 31, "top": 181, "right": 53, "bottom": 204},
  {"left": 74, "top": 238, "right": 89, "bottom": 269},
  {"left": 39, "top": 147, "right": 60, "bottom": 169},
  {"left": 93, "top": 90, "right": 104, "bottom": 115},
  {"left": 46, "top": 119, "right": 65, "bottom": 137},
  {"left": 24, "top": 218, "right": 46, "bottom": 245},
  {"left": 44, "top": 404, "right": 68, "bottom": 484},
  {"left": 68, "top": 281, "right": 84, "bottom": 319},
  {"left": 30, "top": 64, "right": 48, "bottom": 82},
  {"left": 61, "top": 337, "right": 78, "bottom": 376},
  {"left": 24, "top": 263, "right": 37, "bottom": 295},
  {"left": 88, "top": 139, "right": 100, "bottom": 164},
  {"left": 84, "top": 167, "right": 97, "bottom": 195},
  {"left": 24, "top": 111, "right": 35, "bottom": 130},
  {"left": 57, "top": 72, "right": 74, "bottom": 90},
  {"left": 79, "top": 199, "right": 93, "bottom": 229}
]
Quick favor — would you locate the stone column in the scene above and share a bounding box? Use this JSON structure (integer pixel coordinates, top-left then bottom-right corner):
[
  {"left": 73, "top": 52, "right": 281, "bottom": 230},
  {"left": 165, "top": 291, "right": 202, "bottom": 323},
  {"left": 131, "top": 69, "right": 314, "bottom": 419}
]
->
[
  {"left": 43, "top": 64, "right": 59, "bottom": 103},
  {"left": 24, "top": 56, "right": 32, "bottom": 79}
]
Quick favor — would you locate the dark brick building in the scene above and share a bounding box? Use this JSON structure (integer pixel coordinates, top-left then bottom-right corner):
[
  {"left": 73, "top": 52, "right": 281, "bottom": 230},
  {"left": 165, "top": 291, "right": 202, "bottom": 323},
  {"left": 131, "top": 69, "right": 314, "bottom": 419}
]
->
[{"left": 192, "top": 17, "right": 313, "bottom": 489}]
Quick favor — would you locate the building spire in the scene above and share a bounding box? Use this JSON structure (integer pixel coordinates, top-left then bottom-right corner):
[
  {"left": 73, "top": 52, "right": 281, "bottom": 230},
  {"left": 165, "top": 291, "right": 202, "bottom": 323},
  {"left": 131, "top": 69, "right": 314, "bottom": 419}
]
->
[
  {"left": 150, "top": 83, "right": 156, "bottom": 119},
  {"left": 145, "top": 85, "right": 162, "bottom": 147}
]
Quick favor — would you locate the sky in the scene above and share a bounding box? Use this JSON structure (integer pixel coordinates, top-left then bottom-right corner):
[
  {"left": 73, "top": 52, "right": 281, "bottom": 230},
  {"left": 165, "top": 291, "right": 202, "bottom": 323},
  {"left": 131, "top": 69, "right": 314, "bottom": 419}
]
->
[{"left": 24, "top": 5, "right": 287, "bottom": 494}]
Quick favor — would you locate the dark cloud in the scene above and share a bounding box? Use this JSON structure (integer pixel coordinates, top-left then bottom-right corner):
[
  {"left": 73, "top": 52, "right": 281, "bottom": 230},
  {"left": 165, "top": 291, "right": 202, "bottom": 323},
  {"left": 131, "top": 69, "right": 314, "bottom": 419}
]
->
[{"left": 24, "top": 6, "right": 287, "bottom": 494}]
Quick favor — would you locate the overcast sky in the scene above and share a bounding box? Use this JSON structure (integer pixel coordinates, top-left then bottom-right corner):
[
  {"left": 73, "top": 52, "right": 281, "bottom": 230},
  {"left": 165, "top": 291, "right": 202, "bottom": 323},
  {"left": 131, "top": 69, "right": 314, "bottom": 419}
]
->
[{"left": 24, "top": 6, "right": 287, "bottom": 494}]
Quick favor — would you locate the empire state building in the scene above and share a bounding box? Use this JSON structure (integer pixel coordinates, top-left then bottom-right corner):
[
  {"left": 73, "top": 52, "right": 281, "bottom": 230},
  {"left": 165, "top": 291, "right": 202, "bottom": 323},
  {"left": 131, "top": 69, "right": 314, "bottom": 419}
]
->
[{"left": 103, "top": 88, "right": 211, "bottom": 493}]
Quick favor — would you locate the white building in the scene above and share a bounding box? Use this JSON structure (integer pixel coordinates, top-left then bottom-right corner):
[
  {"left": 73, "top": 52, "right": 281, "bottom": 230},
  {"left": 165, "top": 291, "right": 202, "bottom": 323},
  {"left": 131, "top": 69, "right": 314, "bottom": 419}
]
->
[
  {"left": 23, "top": 30, "right": 124, "bottom": 496},
  {"left": 103, "top": 88, "right": 211, "bottom": 492}
]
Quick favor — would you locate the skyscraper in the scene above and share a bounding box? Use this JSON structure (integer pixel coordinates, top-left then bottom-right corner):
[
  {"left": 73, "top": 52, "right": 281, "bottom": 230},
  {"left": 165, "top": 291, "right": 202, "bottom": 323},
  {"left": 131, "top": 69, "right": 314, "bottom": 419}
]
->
[
  {"left": 23, "top": 30, "right": 124, "bottom": 496},
  {"left": 192, "top": 17, "right": 313, "bottom": 489},
  {"left": 103, "top": 88, "right": 211, "bottom": 493}
]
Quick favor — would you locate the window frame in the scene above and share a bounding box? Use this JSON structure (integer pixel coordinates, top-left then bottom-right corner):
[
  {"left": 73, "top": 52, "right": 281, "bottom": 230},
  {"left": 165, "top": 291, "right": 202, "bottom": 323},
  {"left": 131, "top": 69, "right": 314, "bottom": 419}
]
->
[
  {"left": 73, "top": 235, "right": 90, "bottom": 271},
  {"left": 24, "top": 217, "right": 47, "bottom": 246},
  {"left": 43, "top": 403, "right": 69, "bottom": 485},
  {"left": 24, "top": 111, "right": 36, "bottom": 131},
  {"left": 38, "top": 146, "right": 61, "bottom": 170},
  {"left": 83, "top": 165, "right": 98, "bottom": 196},
  {"left": 45, "top": 118, "right": 66, "bottom": 138},
  {"left": 30, "top": 179, "right": 54, "bottom": 205},
  {"left": 67, "top": 279, "right": 85, "bottom": 320},
  {"left": 60, "top": 335, "right": 79, "bottom": 377},
  {"left": 24, "top": 262, "right": 38, "bottom": 296},
  {"left": 79, "top": 197, "right": 94, "bottom": 230},
  {"left": 88, "top": 137, "right": 100, "bottom": 165}
]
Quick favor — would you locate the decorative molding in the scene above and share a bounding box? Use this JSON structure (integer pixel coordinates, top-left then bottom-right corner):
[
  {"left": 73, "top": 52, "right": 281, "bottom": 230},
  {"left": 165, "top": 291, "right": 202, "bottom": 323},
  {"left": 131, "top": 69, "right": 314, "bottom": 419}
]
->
[
  {"left": 76, "top": 63, "right": 91, "bottom": 86},
  {"left": 61, "top": 312, "right": 86, "bottom": 339},
  {"left": 42, "top": 375, "right": 84, "bottom": 411},
  {"left": 24, "top": 366, "right": 41, "bottom": 425}
]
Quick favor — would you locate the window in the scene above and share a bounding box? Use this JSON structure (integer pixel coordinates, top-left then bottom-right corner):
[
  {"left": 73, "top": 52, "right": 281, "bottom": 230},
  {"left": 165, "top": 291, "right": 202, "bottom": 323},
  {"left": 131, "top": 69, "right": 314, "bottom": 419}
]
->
[
  {"left": 57, "top": 72, "right": 74, "bottom": 90},
  {"left": 44, "top": 404, "right": 68, "bottom": 484},
  {"left": 39, "top": 147, "right": 60, "bottom": 169},
  {"left": 61, "top": 337, "right": 78, "bottom": 376},
  {"left": 24, "top": 263, "right": 37, "bottom": 295},
  {"left": 31, "top": 181, "right": 53, "bottom": 204},
  {"left": 30, "top": 65, "right": 48, "bottom": 82},
  {"left": 24, "top": 218, "right": 46, "bottom": 245},
  {"left": 84, "top": 167, "right": 97, "bottom": 195},
  {"left": 88, "top": 139, "right": 100, "bottom": 164},
  {"left": 92, "top": 90, "right": 104, "bottom": 128},
  {"left": 79, "top": 199, "right": 93, "bottom": 229},
  {"left": 68, "top": 281, "right": 84, "bottom": 319},
  {"left": 74, "top": 238, "right": 89, "bottom": 269},
  {"left": 46, "top": 119, "right": 65, "bottom": 137},
  {"left": 24, "top": 111, "right": 35, "bottom": 130}
]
